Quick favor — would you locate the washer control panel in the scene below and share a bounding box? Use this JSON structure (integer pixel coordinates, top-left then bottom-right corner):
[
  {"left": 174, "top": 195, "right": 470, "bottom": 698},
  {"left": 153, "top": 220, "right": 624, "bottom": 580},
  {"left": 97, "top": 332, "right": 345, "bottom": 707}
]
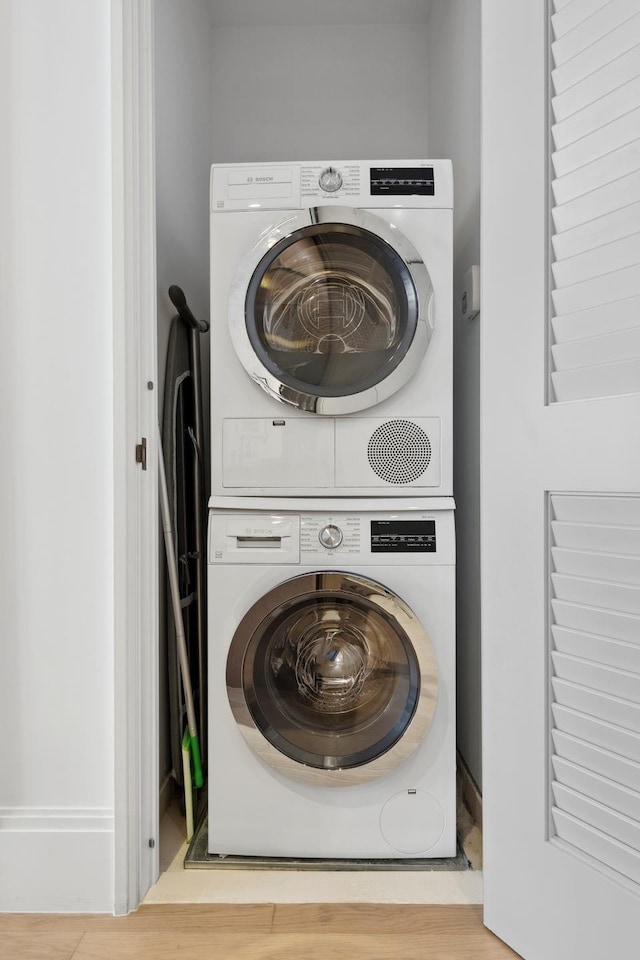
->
[
  {"left": 299, "top": 514, "right": 442, "bottom": 561},
  {"left": 209, "top": 507, "right": 454, "bottom": 566},
  {"left": 301, "top": 515, "right": 361, "bottom": 556},
  {"left": 371, "top": 519, "right": 436, "bottom": 553},
  {"left": 318, "top": 523, "right": 344, "bottom": 549}
]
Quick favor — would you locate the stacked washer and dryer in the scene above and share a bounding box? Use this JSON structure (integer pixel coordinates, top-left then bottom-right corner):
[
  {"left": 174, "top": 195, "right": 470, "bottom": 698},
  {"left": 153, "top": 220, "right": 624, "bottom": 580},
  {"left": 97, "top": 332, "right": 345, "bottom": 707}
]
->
[{"left": 207, "top": 160, "right": 456, "bottom": 859}]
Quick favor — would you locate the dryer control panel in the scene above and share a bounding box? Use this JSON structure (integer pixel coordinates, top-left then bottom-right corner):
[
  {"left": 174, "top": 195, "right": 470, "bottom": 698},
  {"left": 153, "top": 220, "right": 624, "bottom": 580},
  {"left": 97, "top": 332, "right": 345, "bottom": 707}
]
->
[{"left": 211, "top": 159, "right": 453, "bottom": 211}]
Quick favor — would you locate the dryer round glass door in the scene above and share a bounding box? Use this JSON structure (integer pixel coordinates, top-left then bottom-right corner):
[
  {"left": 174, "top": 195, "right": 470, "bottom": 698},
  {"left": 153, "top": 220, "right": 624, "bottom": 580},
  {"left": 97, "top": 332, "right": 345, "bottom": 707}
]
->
[
  {"left": 228, "top": 207, "right": 434, "bottom": 415},
  {"left": 226, "top": 571, "right": 439, "bottom": 786}
]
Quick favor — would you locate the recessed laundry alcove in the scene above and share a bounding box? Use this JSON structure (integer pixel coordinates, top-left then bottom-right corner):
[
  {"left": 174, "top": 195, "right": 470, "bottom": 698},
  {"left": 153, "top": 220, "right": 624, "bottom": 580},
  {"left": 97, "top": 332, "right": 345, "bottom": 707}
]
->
[{"left": 152, "top": 0, "right": 481, "bottom": 904}]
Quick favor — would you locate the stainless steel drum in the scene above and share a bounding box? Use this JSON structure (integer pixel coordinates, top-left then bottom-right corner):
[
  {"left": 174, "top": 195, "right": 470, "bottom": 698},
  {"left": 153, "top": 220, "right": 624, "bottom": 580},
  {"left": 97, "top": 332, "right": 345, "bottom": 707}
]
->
[
  {"left": 228, "top": 207, "right": 434, "bottom": 415},
  {"left": 226, "top": 571, "right": 439, "bottom": 786}
]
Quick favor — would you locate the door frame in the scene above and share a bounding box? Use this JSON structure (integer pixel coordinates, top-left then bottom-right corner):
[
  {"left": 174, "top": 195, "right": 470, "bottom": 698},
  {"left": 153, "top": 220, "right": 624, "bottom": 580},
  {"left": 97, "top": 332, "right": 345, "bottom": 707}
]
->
[{"left": 111, "top": 0, "right": 160, "bottom": 915}]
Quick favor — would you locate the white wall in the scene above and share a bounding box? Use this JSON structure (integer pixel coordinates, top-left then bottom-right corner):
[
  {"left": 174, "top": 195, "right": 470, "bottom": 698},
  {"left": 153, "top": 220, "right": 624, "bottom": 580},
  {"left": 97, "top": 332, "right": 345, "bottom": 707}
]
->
[
  {"left": 427, "top": 0, "right": 482, "bottom": 789},
  {"left": 154, "top": 0, "right": 214, "bottom": 790},
  {"left": 210, "top": 25, "right": 431, "bottom": 162},
  {"left": 0, "top": 0, "right": 115, "bottom": 911},
  {"left": 155, "top": 0, "right": 213, "bottom": 397}
]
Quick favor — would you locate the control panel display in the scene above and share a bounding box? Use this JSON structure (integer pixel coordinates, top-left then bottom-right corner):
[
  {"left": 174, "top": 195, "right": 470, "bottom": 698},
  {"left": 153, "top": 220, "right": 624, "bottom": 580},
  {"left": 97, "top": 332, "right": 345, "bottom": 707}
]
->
[
  {"left": 370, "top": 167, "right": 435, "bottom": 196},
  {"left": 371, "top": 520, "right": 436, "bottom": 553}
]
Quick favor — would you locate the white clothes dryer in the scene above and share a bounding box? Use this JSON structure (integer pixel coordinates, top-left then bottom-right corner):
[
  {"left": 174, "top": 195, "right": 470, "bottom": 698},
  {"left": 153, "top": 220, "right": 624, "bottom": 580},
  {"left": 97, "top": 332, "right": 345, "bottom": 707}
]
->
[
  {"left": 207, "top": 497, "right": 456, "bottom": 859},
  {"left": 210, "top": 160, "right": 453, "bottom": 497}
]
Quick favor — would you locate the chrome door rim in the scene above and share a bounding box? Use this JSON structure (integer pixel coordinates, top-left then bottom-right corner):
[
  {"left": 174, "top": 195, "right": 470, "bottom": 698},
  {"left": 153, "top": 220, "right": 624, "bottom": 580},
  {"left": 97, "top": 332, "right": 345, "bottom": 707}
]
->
[
  {"left": 228, "top": 207, "right": 434, "bottom": 415},
  {"left": 226, "top": 571, "right": 439, "bottom": 787}
]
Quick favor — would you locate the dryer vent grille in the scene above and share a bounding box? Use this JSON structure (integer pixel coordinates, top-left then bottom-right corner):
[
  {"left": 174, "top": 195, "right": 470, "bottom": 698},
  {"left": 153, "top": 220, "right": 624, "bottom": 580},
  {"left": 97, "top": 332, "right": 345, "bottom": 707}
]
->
[{"left": 367, "top": 420, "right": 432, "bottom": 484}]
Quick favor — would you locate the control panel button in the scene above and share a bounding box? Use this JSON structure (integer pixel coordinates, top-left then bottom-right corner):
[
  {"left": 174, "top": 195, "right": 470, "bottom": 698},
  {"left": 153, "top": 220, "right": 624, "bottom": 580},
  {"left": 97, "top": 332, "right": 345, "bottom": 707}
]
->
[
  {"left": 318, "top": 166, "right": 343, "bottom": 193},
  {"left": 319, "top": 524, "right": 343, "bottom": 549}
]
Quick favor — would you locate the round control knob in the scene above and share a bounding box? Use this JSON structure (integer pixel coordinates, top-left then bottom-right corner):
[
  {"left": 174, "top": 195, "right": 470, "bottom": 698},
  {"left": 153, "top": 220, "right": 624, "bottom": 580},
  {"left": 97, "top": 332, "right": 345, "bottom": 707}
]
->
[
  {"left": 319, "top": 524, "right": 343, "bottom": 549},
  {"left": 319, "top": 166, "right": 343, "bottom": 193}
]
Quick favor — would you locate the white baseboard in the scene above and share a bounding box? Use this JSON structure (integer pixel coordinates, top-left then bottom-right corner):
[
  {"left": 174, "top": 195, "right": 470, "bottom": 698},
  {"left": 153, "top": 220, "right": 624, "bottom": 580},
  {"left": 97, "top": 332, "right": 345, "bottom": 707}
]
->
[{"left": 0, "top": 808, "right": 114, "bottom": 912}]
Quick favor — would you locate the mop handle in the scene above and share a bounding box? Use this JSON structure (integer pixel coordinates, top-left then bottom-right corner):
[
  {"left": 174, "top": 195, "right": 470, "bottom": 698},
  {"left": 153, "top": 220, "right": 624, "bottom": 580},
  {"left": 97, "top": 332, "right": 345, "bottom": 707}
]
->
[{"left": 157, "top": 426, "right": 199, "bottom": 742}]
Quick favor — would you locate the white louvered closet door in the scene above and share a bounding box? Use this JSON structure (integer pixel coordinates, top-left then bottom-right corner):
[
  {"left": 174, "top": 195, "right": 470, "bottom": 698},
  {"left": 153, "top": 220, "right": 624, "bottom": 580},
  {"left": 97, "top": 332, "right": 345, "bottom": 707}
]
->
[{"left": 482, "top": 2, "right": 640, "bottom": 959}]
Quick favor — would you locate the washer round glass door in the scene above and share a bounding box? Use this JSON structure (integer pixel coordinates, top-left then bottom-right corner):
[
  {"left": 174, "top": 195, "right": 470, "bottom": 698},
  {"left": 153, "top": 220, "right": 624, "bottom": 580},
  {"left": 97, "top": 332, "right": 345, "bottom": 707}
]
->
[
  {"left": 228, "top": 207, "right": 434, "bottom": 415},
  {"left": 226, "top": 572, "right": 439, "bottom": 786}
]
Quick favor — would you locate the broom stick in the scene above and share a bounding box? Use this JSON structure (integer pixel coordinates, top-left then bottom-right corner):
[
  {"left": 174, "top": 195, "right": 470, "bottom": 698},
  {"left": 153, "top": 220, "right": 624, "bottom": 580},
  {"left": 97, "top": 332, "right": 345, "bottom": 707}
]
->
[{"left": 158, "top": 427, "right": 204, "bottom": 793}]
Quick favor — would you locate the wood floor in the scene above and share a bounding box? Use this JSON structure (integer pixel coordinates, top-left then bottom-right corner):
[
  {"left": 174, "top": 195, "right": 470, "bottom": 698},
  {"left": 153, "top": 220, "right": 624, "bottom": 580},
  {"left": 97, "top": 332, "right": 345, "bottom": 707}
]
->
[{"left": 0, "top": 903, "right": 522, "bottom": 959}]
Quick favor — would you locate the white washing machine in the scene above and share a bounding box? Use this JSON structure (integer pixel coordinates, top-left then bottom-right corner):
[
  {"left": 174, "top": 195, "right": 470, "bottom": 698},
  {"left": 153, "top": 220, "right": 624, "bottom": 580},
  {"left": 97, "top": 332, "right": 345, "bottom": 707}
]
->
[
  {"left": 207, "top": 497, "right": 456, "bottom": 859},
  {"left": 210, "top": 160, "right": 453, "bottom": 497}
]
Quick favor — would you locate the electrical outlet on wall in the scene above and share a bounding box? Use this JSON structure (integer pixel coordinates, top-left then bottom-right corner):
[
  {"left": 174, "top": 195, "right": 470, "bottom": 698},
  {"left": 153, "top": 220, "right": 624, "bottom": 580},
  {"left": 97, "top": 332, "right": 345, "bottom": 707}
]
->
[{"left": 461, "top": 265, "right": 480, "bottom": 320}]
